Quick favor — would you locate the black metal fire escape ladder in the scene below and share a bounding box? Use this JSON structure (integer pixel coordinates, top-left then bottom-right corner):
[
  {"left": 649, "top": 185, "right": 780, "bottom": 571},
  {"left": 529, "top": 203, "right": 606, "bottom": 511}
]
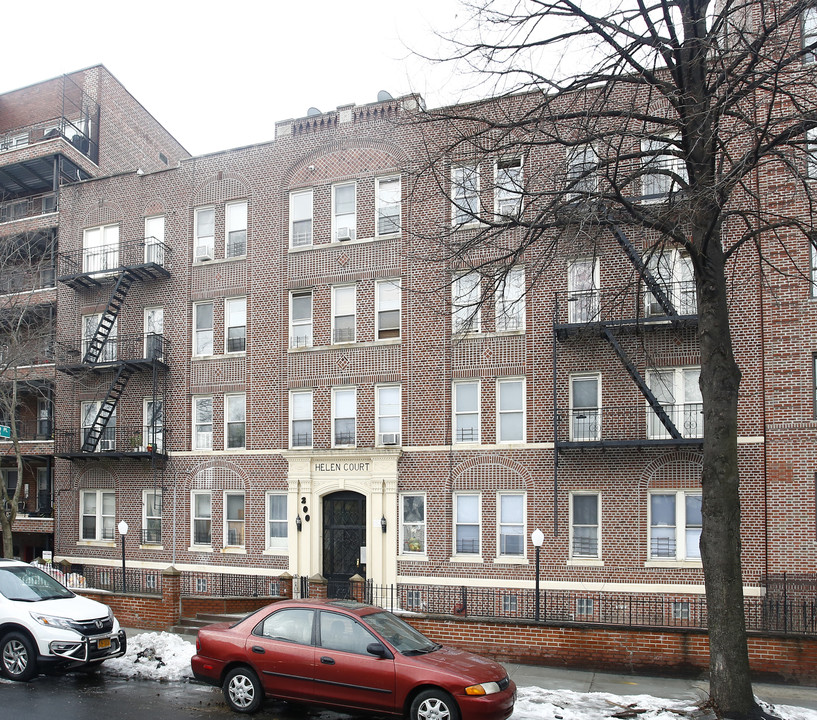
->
[
  {"left": 81, "top": 366, "right": 135, "bottom": 452},
  {"left": 82, "top": 271, "right": 134, "bottom": 364}
]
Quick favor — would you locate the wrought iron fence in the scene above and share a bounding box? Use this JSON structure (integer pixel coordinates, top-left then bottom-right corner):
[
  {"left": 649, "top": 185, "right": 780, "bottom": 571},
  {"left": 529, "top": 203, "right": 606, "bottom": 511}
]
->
[
  {"left": 37, "top": 564, "right": 162, "bottom": 596},
  {"left": 180, "top": 572, "right": 281, "bottom": 598}
]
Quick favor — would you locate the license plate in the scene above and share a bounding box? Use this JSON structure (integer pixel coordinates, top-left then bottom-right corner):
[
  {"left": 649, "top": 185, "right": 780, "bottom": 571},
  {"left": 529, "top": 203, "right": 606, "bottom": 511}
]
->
[{"left": 97, "top": 638, "right": 111, "bottom": 649}]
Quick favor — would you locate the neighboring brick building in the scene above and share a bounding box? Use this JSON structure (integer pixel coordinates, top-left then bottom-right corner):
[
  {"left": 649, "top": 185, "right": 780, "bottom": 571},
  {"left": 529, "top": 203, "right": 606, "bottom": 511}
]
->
[{"left": 2, "top": 47, "right": 815, "bottom": 616}]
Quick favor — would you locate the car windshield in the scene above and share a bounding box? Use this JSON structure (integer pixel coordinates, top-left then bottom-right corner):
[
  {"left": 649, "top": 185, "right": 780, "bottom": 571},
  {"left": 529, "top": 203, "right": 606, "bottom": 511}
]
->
[
  {"left": 0, "top": 566, "right": 74, "bottom": 602},
  {"left": 364, "top": 610, "right": 441, "bottom": 655}
]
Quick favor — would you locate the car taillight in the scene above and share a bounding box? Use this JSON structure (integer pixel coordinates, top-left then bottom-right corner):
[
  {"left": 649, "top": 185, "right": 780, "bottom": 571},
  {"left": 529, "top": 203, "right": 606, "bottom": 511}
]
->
[{"left": 196, "top": 638, "right": 201, "bottom": 652}]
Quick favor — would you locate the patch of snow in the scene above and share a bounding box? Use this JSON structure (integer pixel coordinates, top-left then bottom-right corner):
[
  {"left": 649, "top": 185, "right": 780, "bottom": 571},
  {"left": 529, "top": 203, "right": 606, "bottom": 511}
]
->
[{"left": 103, "top": 632, "right": 195, "bottom": 683}]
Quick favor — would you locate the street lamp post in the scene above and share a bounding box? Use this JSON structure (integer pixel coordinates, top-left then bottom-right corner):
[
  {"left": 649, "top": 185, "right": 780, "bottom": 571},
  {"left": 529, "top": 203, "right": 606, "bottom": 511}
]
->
[
  {"left": 531, "top": 528, "right": 544, "bottom": 621},
  {"left": 118, "top": 520, "right": 128, "bottom": 593}
]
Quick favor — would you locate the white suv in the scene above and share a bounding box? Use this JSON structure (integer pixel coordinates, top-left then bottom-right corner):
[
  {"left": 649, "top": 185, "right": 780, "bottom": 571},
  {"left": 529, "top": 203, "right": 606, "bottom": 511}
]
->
[{"left": 0, "top": 558, "right": 126, "bottom": 680}]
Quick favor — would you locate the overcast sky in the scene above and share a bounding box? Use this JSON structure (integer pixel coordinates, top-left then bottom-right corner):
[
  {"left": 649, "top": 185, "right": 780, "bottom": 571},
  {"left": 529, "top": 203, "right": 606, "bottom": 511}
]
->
[{"left": 0, "top": 0, "right": 476, "bottom": 157}]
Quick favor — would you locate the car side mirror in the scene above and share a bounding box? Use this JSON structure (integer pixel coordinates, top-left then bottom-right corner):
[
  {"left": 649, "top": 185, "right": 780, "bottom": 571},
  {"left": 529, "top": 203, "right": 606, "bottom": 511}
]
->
[{"left": 367, "top": 642, "right": 390, "bottom": 658}]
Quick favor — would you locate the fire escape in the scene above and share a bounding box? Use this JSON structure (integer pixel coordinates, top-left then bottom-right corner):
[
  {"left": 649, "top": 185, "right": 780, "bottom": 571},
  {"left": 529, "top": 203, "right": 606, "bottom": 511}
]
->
[{"left": 54, "top": 237, "right": 170, "bottom": 460}]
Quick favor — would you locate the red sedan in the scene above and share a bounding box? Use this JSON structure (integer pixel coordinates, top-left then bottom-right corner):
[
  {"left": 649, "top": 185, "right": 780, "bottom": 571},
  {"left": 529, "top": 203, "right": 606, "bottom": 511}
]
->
[{"left": 191, "top": 598, "right": 516, "bottom": 720}]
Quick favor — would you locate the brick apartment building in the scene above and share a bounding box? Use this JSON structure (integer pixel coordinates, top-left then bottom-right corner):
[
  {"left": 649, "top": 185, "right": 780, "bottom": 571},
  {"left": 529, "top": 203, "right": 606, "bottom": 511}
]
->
[{"left": 1, "top": 46, "right": 815, "bottom": 614}]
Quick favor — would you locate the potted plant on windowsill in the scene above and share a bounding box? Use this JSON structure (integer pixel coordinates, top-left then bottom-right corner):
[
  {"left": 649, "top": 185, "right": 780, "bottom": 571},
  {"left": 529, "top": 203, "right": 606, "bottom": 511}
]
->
[{"left": 128, "top": 434, "right": 144, "bottom": 452}]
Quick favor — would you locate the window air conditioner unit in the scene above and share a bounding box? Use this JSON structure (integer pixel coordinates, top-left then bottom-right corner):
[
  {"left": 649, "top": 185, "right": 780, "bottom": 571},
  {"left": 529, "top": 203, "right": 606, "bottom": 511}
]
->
[
  {"left": 195, "top": 245, "right": 213, "bottom": 261},
  {"left": 498, "top": 202, "right": 518, "bottom": 218},
  {"left": 381, "top": 432, "right": 401, "bottom": 446},
  {"left": 336, "top": 227, "right": 355, "bottom": 241}
]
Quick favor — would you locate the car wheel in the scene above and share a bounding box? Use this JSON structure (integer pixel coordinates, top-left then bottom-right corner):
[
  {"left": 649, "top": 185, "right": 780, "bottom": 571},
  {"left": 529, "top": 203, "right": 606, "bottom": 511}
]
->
[
  {"left": 223, "top": 666, "right": 263, "bottom": 713},
  {"left": 1, "top": 632, "right": 37, "bottom": 682},
  {"left": 410, "top": 689, "right": 460, "bottom": 720}
]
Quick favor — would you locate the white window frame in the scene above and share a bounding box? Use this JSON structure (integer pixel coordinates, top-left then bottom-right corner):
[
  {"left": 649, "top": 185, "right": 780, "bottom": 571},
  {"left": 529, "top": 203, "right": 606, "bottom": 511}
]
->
[
  {"left": 496, "top": 266, "right": 525, "bottom": 331},
  {"left": 290, "top": 389, "right": 313, "bottom": 448},
  {"left": 266, "top": 492, "right": 288, "bottom": 551},
  {"left": 640, "top": 137, "right": 687, "bottom": 200},
  {"left": 570, "top": 373, "right": 601, "bottom": 442},
  {"left": 193, "top": 301, "right": 214, "bottom": 357},
  {"left": 143, "top": 396, "right": 164, "bottom": 453},
  {"left": 453, "top": 492, "right": 481, "bottom": 557},
  {"left": 224, "top": 491, "right": 245, "bottom": 548},
  {"left": 452, "top": 164, "right": 480, "bottom": 226},
  {"left": 82, "top": 223, "right": 119, "bottom": 274},
  {"left": 376, "top": 279, "right": 401, "bottom": 340},
  {"left": 376, "top": 176, "right": 401, "bottom": 236},
  {"left": 494, "top": 156, "right": 523, "bottom": 219},
  {"left": 193, "top": 395, "right": 213, "bottom": 450},
  {"left": 194, "top": 206, "right": 215, "bottom": 261},
  {"left": 804, "top": 7, "right": 817, "bottom": 63},
  {"left": 376, "top": 384, "right": 401, "bottom": 446},
  {"left": 332, "top": 284, "right": 356, "bottom": 344},
  {"left": 332, "top": 182, "right": 357, "bottom": 241},
  {"left": 646, "top": 367, "right": 703, "bottom": 439},
  {"left": 82, "top": 313, "right": 117, "bottom": 362},
  {"left": 290, "top": 189, "right": 313, "bottom": 247},
  {"left": 80, "top": 489, "right": 115, "bottom": 542},
  {"left": 225, "top": 297, "right": 247, "bottom": 353},
  {"left": 332, "top": 386, "right": 357, "bottom": 447},
  {"left": 191, "top": 490, "right": 212, "bottom": 546},
  {"left": 497, "top": 377, "right": 525, "bottom": 443},
  {"left": 144, "top": 215, "right": 165, "bottom": 265},
  {"left": 644, "top": 249, "right": 695, "bottom": 317},
  {"left": 806, "top": 127, "right": 817, "bottom": 179},
  {"left": 225, "top": 393, "right": 246, "bottom": 450},
  {"left": 81, "top": 401, "right": 116, "bottom": 451},
  {"left": 143, "top": 306, "right": 164, "bottom": 361},
  {"left": 570, "top": 492, "right": 601, "bottom": 560},
  {"left": 567, "top": 257, "right": 600, "bottom": 323},
  {"left": 400, "top": 493, "right": 426, "bottom": 555},
  {"left": 142, "top": 489, "right": 162, "bottom": 546},
  {"left": 290, "top": 290, "right": 313, "bottom": 348},
  {"left": 648, "top": 490, "right": 702, "bottom": 562},
  {"left": 497, "top": 491, "right": 526, "bottom": 558},
  {"left": 566, "top": 144, "right": 599, "bottom": 196},
  {"left": 452, "top": 272, "right": 481, "bottom": 334},
  {"left": 225, "top": 200, "right": 248, "bottom": 258},
  {"left": 453, "top": 379, "right": 480, "bottom": 444}
]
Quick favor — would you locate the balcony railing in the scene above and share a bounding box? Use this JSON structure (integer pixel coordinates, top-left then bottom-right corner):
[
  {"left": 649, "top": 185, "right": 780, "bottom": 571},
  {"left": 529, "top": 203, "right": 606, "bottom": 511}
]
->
[
  {"left": 556, "top": 404, "right": 704, "bottom": 446},
  {"left": 55, "top": 423, "right": 167, "bottom": 457},
  {"left": 0, "top": 420, "right": 53, "bottom": 442},
  {"left": 0, "top": 265, "right": 56, "bottom": 296},
  {"left": 57, "top": 237, "right": 171, "bottom": 281},
  {"left": 0, "top": 116, "right": 98, "bottom": 163},
  {"left": 56, "top": 332, "right": 170, "bottom": 369},
  {"left": 0, "top": 192, "right": 58, "bottom": 224}
]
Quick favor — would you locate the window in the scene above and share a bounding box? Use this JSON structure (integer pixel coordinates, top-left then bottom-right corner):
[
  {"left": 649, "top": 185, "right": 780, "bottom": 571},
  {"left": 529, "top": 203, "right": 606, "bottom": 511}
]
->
[
  {"left": 452, "top": 272, "right": 481, "bottom": 333},
  {"left": 646, "top": 367, "right": 703, "bottom": 439},
  {"left": 226, "top": 393, "right": 246, "bottom": 449},
  {"left": 226, "top": 200, "right": 247, "bottom": 257},
  {"left": 319, "top": 610, "right": 378, "bottom": 655},
  {"left": 649, "top": 491, "right": 702, "bottom": 561},
  {"left": 376, "top": 384, "right": 401, "bottom": 446},
  {"left": 290, "top": 389, "right": 313, "bottom": 448},
  {"left": 452, "top": 164, "right": 479, "bottom": 225},
  {"left": 192, "top": 491, "right": 212, "bottom": 545},
  {"left": 225, "top": 492, "right": 245, "bottom": 547},
  {"left": 570, "top": 374, "right": 600, "bottom": 441},
  {"left": 376, "top": 177, "right": 401, "bottom": 235},
  {"left": 401, "top": 494, "right": 426, "bottom": 554},
  {"left": 144, "top": 215, "right": 165, "bottom": 265},
  {"left": 333, "top": 387, "right": 356, "bottom": 447},
  {"left": 144, "top": 307, "right": 164, "bottom": 361},
  {"left": 641, "top": 138, "right": 687, "bottom": 200},
  {"left": 143, "top": 490, "right": 162, "bottom": 545},
  {"left": 498, "top": 492, "right": 525, "bottom": 557},
  {"left": 807, "top": 128, "right": 817, "bottom": 179},
  {"left": 495, "top": 157, "right": 523, "bottom": 219},
  {"left": 82, "top": 313, "right": 117, "bottom": 362},
  {"left": 804, "top": 7, "right": 817, "bottom": 63},
  {"left": 496, "top": 267, "right": 525, "bottom": 331},
  {"left": 290, "top": 290, "right": 313, "bottom": 348},
  {"left": 332, "top": 285, "right": 356, "bottom": 343},
  {"left": 226, "top": 297, "right": 247, "bottom": 352},
  {"left": 644, "top": 249, "right": 695, "bottom": 316},
  {"left": 333, "top": 182, "right": 356, "bottom": 241},
  {"left": 266, "top": 493, "right": 287, "bottom": 550},
  {"left": 567, "top": 258, "right": 600, "bottom": 323},
  {"left": 454, "top": 380, "right": 480, "bottom": 443},
  {"left": 454, "top": 493, "right": 481, "bottom": 555},
  {"left": 571, "top": 493, "right": 600, "bottom": 559},
  {"left": 143, "top": 397, "right": 164, "bottom": 452},
  {"left": 82, "top": 224, "right": 119, "bottom": 273},
  {"left": 81, "top": 490, "right": 115, "bottom": 541},
  {"left": 566, "top": 145, "right": 598, "bottom": 195},
  {"left": 81, "top": 401, "right": 116, "bottom": 451},
  {"left": 671, "top": 601, "right": 691, "bottom": 620},
  {"left": 376, "top": 280, "right": 401, "bottom": 339},
  {"left": 194, "top": 207, "right": 215, "bottom": 261},
  {"left": 576, "top": 598, "right": 595, "bottom": 617},
  {"left": 497, "top": 378, "right": 525, "bottom": 443},
  {"left": 193, "top": 302, "right": 214, "bottom": 356},
  {"left": 257, "top": 608, "right": 314, "bottom": 644},
  {"left": 290, "top": 190, "right": 313, "bottom": 247},
  {"left": 193, "top": 396, "right": 213, "bottom": 450}
]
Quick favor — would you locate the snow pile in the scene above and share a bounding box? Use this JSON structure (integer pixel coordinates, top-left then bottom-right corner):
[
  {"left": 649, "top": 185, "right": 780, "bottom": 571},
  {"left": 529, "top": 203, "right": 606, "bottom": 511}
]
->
[{"left": 104, "top": 632, "right": 195, "bottom": 682}]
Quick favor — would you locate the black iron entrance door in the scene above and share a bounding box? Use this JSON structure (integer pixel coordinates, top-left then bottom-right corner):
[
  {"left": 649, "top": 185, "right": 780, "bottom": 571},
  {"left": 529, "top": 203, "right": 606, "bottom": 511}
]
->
[{"left": 323, "top": 491, "right": 366, "bottom": 599}]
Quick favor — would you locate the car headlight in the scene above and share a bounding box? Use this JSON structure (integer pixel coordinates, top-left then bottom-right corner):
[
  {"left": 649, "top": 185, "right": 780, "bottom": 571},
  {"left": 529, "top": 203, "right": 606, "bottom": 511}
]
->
[
  {"left": 30, "top": 612, "right": 76, "bottom": 632},
  {"left": 465, "top": 681, "right": 501, "bottom": 696}
]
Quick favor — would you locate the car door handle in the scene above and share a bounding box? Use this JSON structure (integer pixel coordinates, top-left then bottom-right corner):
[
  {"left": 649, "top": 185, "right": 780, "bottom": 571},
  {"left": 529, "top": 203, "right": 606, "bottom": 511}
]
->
[
  {"left": 320, "top": 656, "right": 335, "bottom": 665},
  {"left": 252, "top": 646, "right": 266, "bottom": 654}
]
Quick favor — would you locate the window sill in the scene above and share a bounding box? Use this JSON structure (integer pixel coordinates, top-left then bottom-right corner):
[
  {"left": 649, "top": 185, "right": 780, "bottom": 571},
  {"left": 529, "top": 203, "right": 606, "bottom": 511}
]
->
[
  {"left": 139, "top": 544, "right": 164, "bottom": 551},
  {"left": 288, "top": 234, "right": 395, "bottom": 253},
  {"left": 263, "top": 548, "right": 289, "bottom": 556},
  {"left": 567, "top": 558, "right": 604, "bottom": 567},
  {"left": 492, "top": 556, "right": 528, "bottom": 565},
  {"left": 288, "top": 338, "right": 401, "bottom": 353},
  {"left": 78, "top": 540, "right": 116, "bottom": 548},
  {"left": 399, "top": 553, "right": 429, "bottom": 561},
  {"left": 193, "top": 256, "right": 246, "bottom": 267},
  {"left": 192, "top": 352, "right": 246, "bottom": 362},
  {"left": 449, "top": 554, "right": 484, "bottom": 563},
  {"left": 644, "top": 559, "right": 702, "bottom": 569},
  {"left": 222, "top": 547, "right": 246, "bottom": 554},
  {"left": 188, "top": 545, "right": 213, "bottom": 553}
]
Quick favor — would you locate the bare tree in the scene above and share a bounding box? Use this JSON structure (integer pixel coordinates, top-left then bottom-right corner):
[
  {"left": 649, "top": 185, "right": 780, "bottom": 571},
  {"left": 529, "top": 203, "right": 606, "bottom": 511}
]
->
[
  {"left": 410, "top": 1, "right": 817, "bottom": 717},
  {"left": 0, "top": 230, "right": 56, "bottom": 559}
]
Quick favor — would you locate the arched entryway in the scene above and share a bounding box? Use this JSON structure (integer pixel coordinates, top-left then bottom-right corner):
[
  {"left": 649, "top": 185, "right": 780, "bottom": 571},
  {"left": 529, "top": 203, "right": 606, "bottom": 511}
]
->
[{"left": 322, "top": 491, "right": 366, "bottom": 598}]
